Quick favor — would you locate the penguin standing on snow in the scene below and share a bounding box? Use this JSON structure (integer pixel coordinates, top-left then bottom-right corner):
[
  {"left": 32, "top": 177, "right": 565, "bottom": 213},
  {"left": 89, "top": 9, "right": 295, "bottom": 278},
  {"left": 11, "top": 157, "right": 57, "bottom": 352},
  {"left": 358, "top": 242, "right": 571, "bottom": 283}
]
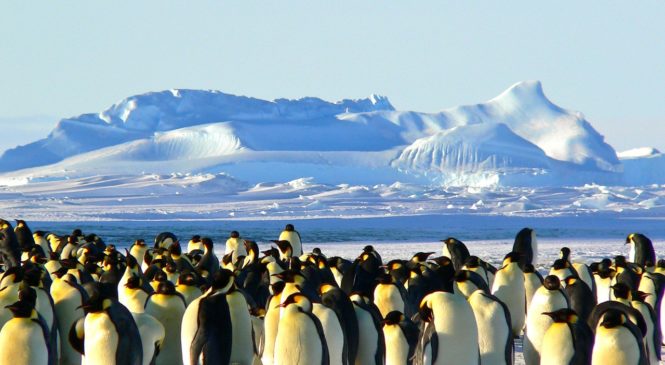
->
[
  {"left": 523, "top": 275, "right": 570, "bottom": 365},
  {"left": 69, "top": 284, "right": 143, "bottom": 365},
  {"left": 320, "top": 284, "right": 359, "bottom": 365},
  {"left": 0, "top": 287, "right": 53, "bottom": 365},
  {"left": 144, "top": 281, "right": 187, "bottom": 365},
  {"left": 51, "top": 272, "right": 87, "bottom": 365},
  {"left": 275, "top": 293, "right": 329, "bottom": 365},
  {"left": 564, "top": 275, "right": 596, "bottom": 322},
  {"left": 382, "top": 310, "right": 419, "bottom": 365},
  {"left": 513, "top": 227, "right": 538, "bottom": 269},
  {"left": 279, "top": 224, "right": 303, "bottom": 256},
  {"left": 491, "top": 252, "right": 526, "bottom": 337},
  {"left": 540, "top": 308, "right": 594, "bottom": 365},
  {"left": 467, "top": 289, "right": 513, "bottom": 365},
  {"left": 415, "top": 290, "right": 479, "bottom": 365},
  {"left": 626, "top": 233, "right": 656, "bottom": 268}
]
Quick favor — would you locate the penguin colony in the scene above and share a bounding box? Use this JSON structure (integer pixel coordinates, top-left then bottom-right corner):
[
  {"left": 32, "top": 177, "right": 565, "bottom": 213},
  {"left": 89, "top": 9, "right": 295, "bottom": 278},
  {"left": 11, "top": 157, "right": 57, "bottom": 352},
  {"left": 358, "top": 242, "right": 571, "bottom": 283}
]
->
[{"left": 0, "top": 218, "right": 663, "bottom": 365}]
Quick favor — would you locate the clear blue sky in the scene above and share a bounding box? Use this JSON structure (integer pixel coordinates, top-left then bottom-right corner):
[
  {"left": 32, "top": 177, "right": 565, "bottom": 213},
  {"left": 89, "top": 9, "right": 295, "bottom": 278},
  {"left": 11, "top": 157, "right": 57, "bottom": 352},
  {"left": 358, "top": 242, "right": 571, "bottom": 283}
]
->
[{"left": 1, "top": 1, "right": 664, "bottom": 153}]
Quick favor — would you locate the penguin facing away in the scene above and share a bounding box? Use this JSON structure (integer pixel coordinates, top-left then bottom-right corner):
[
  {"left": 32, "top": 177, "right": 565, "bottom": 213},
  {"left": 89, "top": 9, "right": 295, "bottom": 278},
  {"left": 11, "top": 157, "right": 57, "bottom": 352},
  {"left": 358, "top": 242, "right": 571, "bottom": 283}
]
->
[
  {"left": 381, "top": 310, "right": 419, "bottom": 365},
  {"left": 467, "top": 289, "right": 513, "bottom": 365},
  {"left": 512, "top": 227, "right": 538, "bottom": 269},
  {"left": 491, "top": 252, "right": 526, "bottom": 337}
]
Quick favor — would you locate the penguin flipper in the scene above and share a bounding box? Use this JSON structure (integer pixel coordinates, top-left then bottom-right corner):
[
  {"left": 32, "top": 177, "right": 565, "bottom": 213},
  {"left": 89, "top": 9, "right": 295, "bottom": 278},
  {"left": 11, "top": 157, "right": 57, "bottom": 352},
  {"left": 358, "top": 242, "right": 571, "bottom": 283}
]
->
[
  {"left": 33, "top": 316, "right": 55, "bottom": 365},
  {"left": 109, "top": 302, "right": 143, "bottom": 365},
  {"left": 190, "top": 293, "right": 232, "bottom": 365},
  {"left": 413, "top": 321, "right": 437, "bottom": 365},
  {"left": 68, "top": 317, "right": 85, "bottom": 355}
]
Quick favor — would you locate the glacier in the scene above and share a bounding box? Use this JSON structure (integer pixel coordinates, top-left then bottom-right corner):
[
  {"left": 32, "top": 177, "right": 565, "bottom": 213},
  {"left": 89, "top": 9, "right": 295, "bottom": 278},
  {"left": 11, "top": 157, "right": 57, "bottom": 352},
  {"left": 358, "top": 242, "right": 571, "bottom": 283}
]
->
[{"left": 0, "top": 80, "right": 664, "bottom": 222}]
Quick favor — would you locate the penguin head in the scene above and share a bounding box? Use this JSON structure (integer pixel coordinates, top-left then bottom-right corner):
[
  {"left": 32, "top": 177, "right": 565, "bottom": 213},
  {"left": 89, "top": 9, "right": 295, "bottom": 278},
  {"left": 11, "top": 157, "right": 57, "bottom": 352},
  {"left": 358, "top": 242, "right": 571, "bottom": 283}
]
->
[
  {"left": 362, "top": 245, "right": 375, "bottom": 254},
  {"left": 125, "top": 274, "right": 142, "bottom": 289},
  {"left": 377, "top": 272, "right": 394, "bottom": 285},
  {"left": 125, "top": 250, "right": 139, "bottom": 269},
  {"left": 559, "top": 247, "right": 571, "bottom": 261},
  {"left": 502, "top": 252, "right": 522, "bottom": 266},
  {"left": 168, "top": 242, "right": 182, "bottom": 257},
  {"left": 611, "top": 283, "right": 631, "bottom": 300},
  {"left": 430, "top": 256, "right": 453, "bottom": 267},
  {"left": 382, "top": 310, "right": 405, "bottom": 326},
  {"left": 156, "top": 281, "right": 177, "bottom": 295},
  {"left": 273, "top": 269, "right": 305, "bottom": 286},
  {"left": 599, "top": 309, "right": 626, "bottom": 329},
  {"left": 134, "top": 239, "right": 147, "bottom": 247},
  {"left": 411, "top": 252, "right": 434, "bottom": 263},
  {"left": 1, "top": 266, "right": 24, "bottom": 287},
  {"left": 243, "top": 240, "right": 257, "bottom": 255},
  {"left": 454, "top": 270, "right": 489, "bottom": 295},
  {"left": 279, "top": 293, "right": 312, "bottom": 312},
  {"left": 463, "top": 256, "right": 481, "bottom": 268},
  {"left": 6, "top": 287, "right": 37, "bottom": 318},
  {"left": 210, "top": 269, "right": 234, "bottom": 293},
  {"left": 614, "top": 255, "right": 627, "bottom": 268},
  {"left": 543, "top": 275, "right": 561, "bottom": 290},
  {"left": 0, "top": 219, "right": 12, "bottom": 230},
  {"left": 229, "top": 231, "right": 240, "bottom": 239},
  {"left": 22, "top": 267, "right": 42, "bottom": 288},
  {"left": 563, "top": 275, "right": 578, "bottom": 287},
  {"left": 81, "top": 284, "right": 113, "bottom": 313},
  {"left": 551, "top": 259, "right": 569, "bottom": 271},
  {"left": 14, "top": 219, "right": 26, "bottom": 228},
  {"left": 284, "top": 224, "right": 295, "bottom": 232},
  {"left": 272, "top": 240, "right": 292, "bottom": 254},
  {"left": 418, "top": 296, "right": 434, "bottom": 323},
  {"left": 542, "top": 308, "right": 579, "bottom": 324},
  {"left": 318, "top": 283, "right": 335, "bottom": 296},
  {"left": 190, "top": 235, "right": 201, "bottom": 244}
]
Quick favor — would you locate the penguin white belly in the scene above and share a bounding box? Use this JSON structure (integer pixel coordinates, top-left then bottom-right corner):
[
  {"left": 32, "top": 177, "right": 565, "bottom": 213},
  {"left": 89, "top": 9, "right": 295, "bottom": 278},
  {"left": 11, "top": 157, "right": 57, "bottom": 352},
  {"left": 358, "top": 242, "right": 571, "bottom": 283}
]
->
[
  {"left": 330, "top": 267, "right": 344, "bottom": 288},
  {"left": 491, "top": 266, "right": 525, "bottom": 336},
  {"left": 594, "top": 276, "right": 612, "bottom": 303},
  {"left": 0, "top": 318, "right": 49, "bottom": 365},
  {"left": 540, "top": 323, "right": 574, "bottom": 365},
  {"left": 180, "top": 297, "right": 201, "bottom": 365},
  {"left": 313, "top": 303, "right": 344, "bottom": 365},
  {"left": 468, "top": 291, "right": 511, "bottom": 365},
  {"left": 119, "top": 288, "right": 148, "bottom": 314},
  {"left": 279, "top": 231, "right": 303, "bottom": 256},
  {"left": 373, "top": 284, "right": 404, "bottom": 318},
  {"left": 51, "top": 281, "right": 84, "bottom": 365},
  {"left": 250, "top": 315, "right": 265, "bottom": 365},
  {"left": 592, "top": 326, "right": 640, "bottom": 365},
  {"left": 227, "top": 291, "right": 254, "bottom": 365},
  {"left": 353, "top": 303, "right": 379, "bottom": 365},
  {"left": 279, "top": 283, "right": 301, "bottom": 318},
  {"left": 145, "top": 295, "right": 185, "bottom": 365},
  {"left": 523, "top": 289, "right": 568, "bottom": 365},
  {"left": 638, "top": 274, "right": 658, "bottom": 310},
  {"left": 383, "top": 324, "right": 409, "bottom": 365},
  {"left": 430, "top": 292, "right": 479, "bottom": 365},
  {"left": 274, "top": 306, "right": 324, "bottom": 365},
  {"left": 261, "top": 295, "right": 282, "bottom": 365},
  {"left": 132, "top": 312, "right": 166, "bottom": 365},
  {"left": 83, "top": 312, "right": 119, "bottom": 365},
  {"left": 524, "top": 272, "right": 541, "bottom": 314},
  {"left": 632, "top": 301, "right": 658, "bottom": 365},
  {"left": 629, "top": 244, "right": 636, "bottom": 263}
]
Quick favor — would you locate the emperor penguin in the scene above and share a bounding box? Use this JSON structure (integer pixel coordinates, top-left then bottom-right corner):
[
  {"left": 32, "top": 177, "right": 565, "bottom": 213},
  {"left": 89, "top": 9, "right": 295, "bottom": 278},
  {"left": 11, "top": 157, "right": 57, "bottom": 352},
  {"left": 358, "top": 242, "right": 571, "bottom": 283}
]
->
[
  {"left": 328, "top": 256, "right": 352, "bottom": 287},
  {"left": 512, "top": 227, "right": 538, "bottom": 269},
  {"left": 175, "top": 271, "right": 203, "bottom": 306},
  {"left": 523, "top": 275, "right": 570, "bottom": 365},
  {"left": 154, "top": 232, "right": 178, "bottom": 250},
  {"left": 119, "top": 275, "right": 150, "bottom": 313},
  {"left": 461, "top": 255, "right": 495, "bottom": 288},
  {"left": 144, "top": 281, "right": 187, "bottom": 365},
  {"left": 279, "top": 224, "right": 303, "bottom": 256},
  {"left": 560, "top": 247, "right": 597, "bottom": 297},
  {"left": 626, "top": 233, "right": 656, "bottom": 268},
  {"left": 631, "top": 292, "right": 661, "bottom": 365},
  {"left": 181, "top": 269, "right": 254, "bottom": 365},
  {"left": 262, "top": 282, "right": 286, "bottom": 365},
  {"left": 320, "top": 284, "right": 359, "bottom": 365},
  {"left": 224, "top": 231, "right": 247, "bottom": 264},
  {"left": 275, "top": 293, "right": 329, "bottom": 365},
  {"left": 593, "top": 259, "right": 616, "bottom": 303},
  {"left": 523, "top": 263, "right": 544, "bottom": 314},
  {"left": 591, "top": 309, "right": 648, "bottom": 365},
  {"left": 381, "top": 310, "right": 419, "bottom": 365},
  {"left": 440, "top": 237, "right": 470, "bottom": 271},
  {"left": 414, "top": 290, "right": 479, "bottom": 365},
  {"left": 0, "top": 287, "right": 53, "bottom": 365},
  {"left": 33, "top": 230, "right": 52, "bottom": 256},
  {"left": 69, "top": 284, "right": 143, "bottom": 365},
  {"left": 349, "top": 293, "right": 385, "bottom": 365},
  {"left": 373, "top": 272, "right": 406, "bottom": 318},
  {"left": 23, "top": 268, "right": 58, "bottom": 361},
  {"left": 312, "top": 301, "right": 345, "bottom": 365},
  {"left": 540, "top": 308, "right": 594, "bottom": 365},
  {"left": 491, "top": 252, "right": 526, "bottom": 337},
  {"left": 467, "top": 289, "right": 514, "bottom": 365},
  {"left": 0, "top": 267, "right": 24, "bottom": 329},
  {"left": 453, "top": 270, "right": 490, "bottom": 298},
  {"left": 14, "top": 219, "right": 35, "bottom": 253},
  {"left": 564, "top": 275, "right": 596, "bottom": 322},
  {"left": 131, "top": 311, "right": 165, "bottom": 365},
  {"left": 0, "top": 219, "right": 21, "bottom": 268},
  {"left": 193, "top": 237, "right": 219, "bottom": 280},
  {"left": 340, "top": 246, "right": 382, "bottom": 297},
  {"left": 129, "top": 239, "right": 149, "bottom": 267},
  {"left": 187, "top": 235, "right": 204, "bottom": 253},
  {"left": 50, "top": 272, "right": 87, "bottom": 365}
]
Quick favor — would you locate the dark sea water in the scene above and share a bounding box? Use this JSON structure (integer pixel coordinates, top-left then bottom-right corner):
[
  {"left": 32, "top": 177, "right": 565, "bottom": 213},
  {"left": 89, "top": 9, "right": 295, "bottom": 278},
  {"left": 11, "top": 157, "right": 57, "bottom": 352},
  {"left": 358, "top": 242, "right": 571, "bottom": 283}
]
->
[{"left": 26, "top": 213, "right": 665, "bottom": 248}]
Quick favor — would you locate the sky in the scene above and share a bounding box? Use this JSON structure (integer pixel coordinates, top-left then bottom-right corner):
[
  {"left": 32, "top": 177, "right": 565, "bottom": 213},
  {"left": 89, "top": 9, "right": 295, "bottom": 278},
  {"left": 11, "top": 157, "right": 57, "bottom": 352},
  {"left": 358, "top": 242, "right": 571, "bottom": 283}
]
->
[{"left": 1, "top": 1, "right": 664, "bottom": 154}]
